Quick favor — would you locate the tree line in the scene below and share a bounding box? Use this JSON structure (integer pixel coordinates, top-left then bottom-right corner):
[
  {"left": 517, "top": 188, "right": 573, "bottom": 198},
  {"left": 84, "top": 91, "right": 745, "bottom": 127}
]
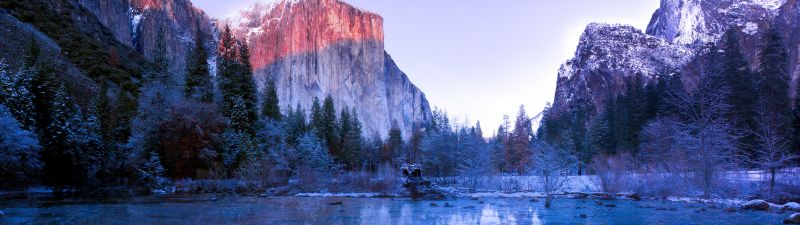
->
[{"left": 538, "top": 25, "right": 798, "bottom": 196}]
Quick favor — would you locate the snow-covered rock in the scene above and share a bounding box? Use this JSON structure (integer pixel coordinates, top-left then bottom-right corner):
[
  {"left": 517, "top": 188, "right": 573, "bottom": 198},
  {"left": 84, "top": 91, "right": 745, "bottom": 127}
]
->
[
  {"left": 784, "top": 202, "right": 800, "bottom": 211},
  {"left": 786, "top": 213, "right": 800, "bottom": 224},
  {"left": 296, "top": 192, "right": 381, "bottom": 198},
  {"left": 552, "top": 23, "right": 694, "bottom": 112},
  {"left": 646, "top": 0, "right": 786, "bottom": 45},
  {"left": 742, "top": 199, "right": 771, "bottom": 211}
]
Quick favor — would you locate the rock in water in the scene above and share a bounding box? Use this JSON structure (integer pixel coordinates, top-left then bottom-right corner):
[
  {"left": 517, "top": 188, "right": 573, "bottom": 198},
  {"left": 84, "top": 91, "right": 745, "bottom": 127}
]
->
[
  {"left": 329, "top": 201, "right": 343, "bottom": 205},
  {"left": 784, "top": 202, "right": 800, "bottom": 211},
  {"left": 785, "top": 213, "right": 800, "bottom": 224},
  {"left": 627, "top": 193, "right": 641, "bottom": 201},
  {"left": 742, "top": 200, "right": 771, "bottom": 211}
]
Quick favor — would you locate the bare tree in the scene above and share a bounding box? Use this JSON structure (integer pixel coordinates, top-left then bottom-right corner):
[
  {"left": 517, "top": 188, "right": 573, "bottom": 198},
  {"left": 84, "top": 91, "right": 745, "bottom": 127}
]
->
[
  {"left": 531, "top": 140, "right": 576, "bottom": 208},
  {"left": 747, "top": 101, "right": 798, "bottom": 195},
  {"left": 666, "top": 74, "right": 738, "bottom": 197}
]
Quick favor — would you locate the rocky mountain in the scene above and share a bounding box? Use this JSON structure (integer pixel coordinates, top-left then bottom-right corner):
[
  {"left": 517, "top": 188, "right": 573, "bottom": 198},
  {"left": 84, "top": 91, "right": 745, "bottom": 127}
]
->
[
  {"left": 552, "top": 23, "right": 694, "bottom": 112},
  {"left": 2, "top": 0, "right": 430, "bottom": 139},
  {"left": 79, "top": 0, "right": 217, "bottom": 82},
  {"left": 226, "top": 0, "right": 431, "bottom": 139},
  {"left": 552, "top": 0, "right": 800, "bottom": 114},
  {"left": 646, "top": 0, "right": 786, "bottom": 46}
]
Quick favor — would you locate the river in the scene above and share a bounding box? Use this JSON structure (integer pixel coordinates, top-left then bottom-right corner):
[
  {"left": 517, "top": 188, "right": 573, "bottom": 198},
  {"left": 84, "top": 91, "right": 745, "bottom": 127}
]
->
[{"left": 0, "top": 195, "right": 788, "bottom": 224}]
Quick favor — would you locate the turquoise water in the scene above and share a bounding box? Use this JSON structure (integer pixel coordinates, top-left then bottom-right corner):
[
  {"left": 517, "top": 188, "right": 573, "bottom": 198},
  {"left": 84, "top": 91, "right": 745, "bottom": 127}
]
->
[{"left": 0, "top": 196, "right": 788, "bottom": 224}]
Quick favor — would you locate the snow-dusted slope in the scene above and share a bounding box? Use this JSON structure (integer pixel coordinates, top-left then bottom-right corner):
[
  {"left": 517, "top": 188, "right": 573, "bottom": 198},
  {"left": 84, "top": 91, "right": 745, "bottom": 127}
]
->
[
  {"left": 553, "top": 24, "right": 694, "bottom": 111},
  {"left": 553, "top": 0, "right": 800, "bottom": 116},
  {"left": 646, "top": 0, "right": 786, "bottom": 45}
]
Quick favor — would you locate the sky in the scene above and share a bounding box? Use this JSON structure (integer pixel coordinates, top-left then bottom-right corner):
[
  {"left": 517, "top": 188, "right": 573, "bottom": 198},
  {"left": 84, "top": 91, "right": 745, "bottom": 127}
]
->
[{"left": 193, "top": 0, "right": 661, "bottom": 136}]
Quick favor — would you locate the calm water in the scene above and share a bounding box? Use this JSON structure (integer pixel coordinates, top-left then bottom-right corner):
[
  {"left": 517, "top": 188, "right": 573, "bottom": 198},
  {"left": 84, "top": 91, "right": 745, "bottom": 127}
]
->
[{"left": 0, "top": 195, "right": 788, "bottom": 224}]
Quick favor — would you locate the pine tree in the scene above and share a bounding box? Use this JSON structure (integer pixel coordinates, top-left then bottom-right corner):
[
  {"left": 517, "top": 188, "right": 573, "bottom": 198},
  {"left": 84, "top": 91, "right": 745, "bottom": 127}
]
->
[
  {"left": 310, "top": 97, "right": 323, "bottom": 138},
  {"left": 720, "top": 29, "right": 757, "bottom": 155},
  {"left": 70, "top": 109, "right": 105, "bottom": 186},
  {"left": 341, "top": 107, "right": 363, "bottom": 170},
  {"left": 0, "top": 104, "right": 42, "bottom": 188},
  {"left": 237, "top": 42, "right": 258, "bottom": 130},
  {"left": 507, "top": 105, "right": 532, "bottom": 174},
  {"left": 757, "top": 24, "right": 791, "bottom": 138},
  {"left": 296, "top": 132, "right": 332, "bottom": 172},
  {"left": 321, "top": 95, "right": 339, "bottom": 156},
  {"left": 184, "top": 28, "right": 213, "bottom": 102},
  {"left": 386, "top": 120, "right": 403, "bottom": 164},
  {"left": 286, "top": 104, "right": 308, "bottom": 146},
  {"left": 217, "top": 25, "right": 257, "bottom": 134},
  {"left": 41, "top": 83, "right": 80, "bottom": 189},
  {"left": 229, "top": 96, "right": 251, "bottom": 133},
  {"left": 261, "top": 74, "right": 281, "bottom": 121},
  {"left": 338, "top": 107, "right": 353, "bottom": 167},
  {"left": 0, "top": 63, "right": 36, "bottom": 130},
  {"left": 218, "top": 25, "right": 239, "bottom": 119}
]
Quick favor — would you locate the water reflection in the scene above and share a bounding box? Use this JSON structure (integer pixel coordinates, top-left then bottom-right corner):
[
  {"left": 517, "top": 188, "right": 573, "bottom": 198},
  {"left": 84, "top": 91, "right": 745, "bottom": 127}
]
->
[{"left": 0, "top": 196, "right": 788, "bottom": 224}]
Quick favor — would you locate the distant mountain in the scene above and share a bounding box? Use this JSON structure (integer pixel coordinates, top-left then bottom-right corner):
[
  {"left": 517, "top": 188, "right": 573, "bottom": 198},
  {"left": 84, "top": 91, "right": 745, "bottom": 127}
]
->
[
  {"left": 551, "top": 0, "right": 799, "bottom": 114},
  {"left": 226, "top": 0, "right": 431, "bottom": 139}
]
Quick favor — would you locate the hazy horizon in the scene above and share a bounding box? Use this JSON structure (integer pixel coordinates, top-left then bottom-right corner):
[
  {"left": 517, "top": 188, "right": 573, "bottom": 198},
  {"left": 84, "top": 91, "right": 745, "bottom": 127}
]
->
[{"left": 193, "top": 0, "right": 661, "bottom": 136}]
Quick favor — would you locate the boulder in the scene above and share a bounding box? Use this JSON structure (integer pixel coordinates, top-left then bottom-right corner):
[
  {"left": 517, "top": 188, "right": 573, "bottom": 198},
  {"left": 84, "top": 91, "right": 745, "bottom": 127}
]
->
[
  {"left": 784, "top": 202, "right": 800, "bottom": 211},
  {"left": 742, "top": 200, "right": 771, "bottom": 211},
  {"left": 627, "top": 193, "right": 642, "bottom": 201},
  {"left": 785, "top": 213, "right": 800, "bottom": 224}
]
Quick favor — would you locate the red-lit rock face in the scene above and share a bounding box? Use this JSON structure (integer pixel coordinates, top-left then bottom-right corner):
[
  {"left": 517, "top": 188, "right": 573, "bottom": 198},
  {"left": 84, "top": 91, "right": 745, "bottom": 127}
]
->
[
  {"left": 230, "top": 0, "right": 384, "bottom": 70},
  {"left": 130, "top": 0, "right": 161, "bottom": 9},
  {"left": 226, "top": 0, "right": 430, "bottom": 139}
]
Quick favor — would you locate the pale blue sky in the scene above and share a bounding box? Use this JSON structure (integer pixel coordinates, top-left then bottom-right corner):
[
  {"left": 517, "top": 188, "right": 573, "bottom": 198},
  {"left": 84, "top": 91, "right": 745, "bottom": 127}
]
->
[{"left": 194, "top": 0, "right": 661, "bottom": 135}]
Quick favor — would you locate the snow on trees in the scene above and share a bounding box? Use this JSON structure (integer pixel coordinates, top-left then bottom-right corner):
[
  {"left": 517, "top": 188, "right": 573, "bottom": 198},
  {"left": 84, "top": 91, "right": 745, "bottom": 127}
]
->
[
  {"left": 531, "top": 140, "right": 576, "bottom": 208},
  {"left": 0, "top": 104, "right": 42, "bottom": 188},
  {"left": 665, "top": 69, "right": 738, "bottom": 197},
  {"left": 747, "top": 102, "right": 798, "bottom": 195}
]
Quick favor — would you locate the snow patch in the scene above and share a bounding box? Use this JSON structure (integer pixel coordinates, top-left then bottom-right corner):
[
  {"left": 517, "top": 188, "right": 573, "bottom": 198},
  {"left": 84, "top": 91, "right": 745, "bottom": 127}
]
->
[
  {"left": 742, "top": 22, "right": 759, "bottom": 35},
  {"left": 296, "top": 192, "right": 380, "bottom": 198},
  {"left": 750, "top": 0, "right": 786, "bottom": 11},
  {"left": 666, "top": 196, "right": 746, "bottom": 206},
  {"left": 130, "top": 7, "right": 144, "bottom": 41},
  {"left": 464, "top": 192, "right": 546, "bottom": 198}
]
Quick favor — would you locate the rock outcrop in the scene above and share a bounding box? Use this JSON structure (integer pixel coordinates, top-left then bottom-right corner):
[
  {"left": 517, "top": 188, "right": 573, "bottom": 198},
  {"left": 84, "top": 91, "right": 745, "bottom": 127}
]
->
[
  {"left": 552, "top": 23, "right": 693, "bottom": 112},
  {"left": 646, "top": 0, "right": 786, "bottom": 46},
  {"left": 78, "top": 0, "right": 216, "bottom": 82},
  {"left": 227, "top": 0, "right": 431, "bottom": 139}
]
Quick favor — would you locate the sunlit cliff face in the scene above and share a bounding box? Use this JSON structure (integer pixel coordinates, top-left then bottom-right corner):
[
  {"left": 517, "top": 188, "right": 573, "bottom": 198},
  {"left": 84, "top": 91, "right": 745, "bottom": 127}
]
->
[
  {"left": 229, "top": 0, "right": 384, "bottom": 70},
  {"left": 224, "top": 0, "right": 430, "bottom": 139}
]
